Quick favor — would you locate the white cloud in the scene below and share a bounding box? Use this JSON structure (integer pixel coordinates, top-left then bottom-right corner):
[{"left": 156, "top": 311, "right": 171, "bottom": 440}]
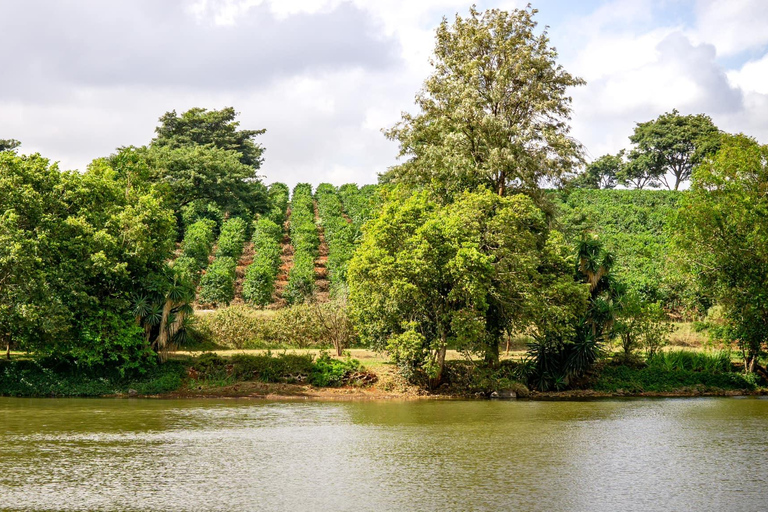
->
[
  {"left": 2, "top": 0, "right": 768, "bottom": 190},
  {"left": 691, "top": 0, "right": 768, "bottom": 56}
]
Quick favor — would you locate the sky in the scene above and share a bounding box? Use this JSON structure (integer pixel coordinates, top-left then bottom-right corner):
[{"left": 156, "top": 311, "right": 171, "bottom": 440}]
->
[{"left": 2, "top": 0, "right": 768, "bottom": 188}]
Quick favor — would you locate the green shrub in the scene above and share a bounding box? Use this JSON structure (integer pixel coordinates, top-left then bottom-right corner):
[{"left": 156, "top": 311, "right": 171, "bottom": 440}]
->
[
  {"left": 309, "top": 352, "right": 361, "bottom": 387},
  {"left": 192, "top": 306, "right": 270, "bottom": 349},
  {"left": 286, "top": 183, "right": 318, "bottom": 304},
  {"left": 199, "top": 256, "right": 237, "bottom": 306},
  {"left": 316, "top": 183, "right": 357, "bottom": 292},
  {"left": 243, "top": 240, "right": 281, "bottom": 306},
  {"left": 594, "top": 362, "right": 755, "bottom": 393},
  {"left": 181, "top": 219, "right": 217, "bottom": 270},
  {"left": 215, "top": 217, "right": 248, "bottom": 260},
  {"left": 243, "top": 217, "right": 284, "bottom": 306},
  {"left": 267, "top": 182, "right": 289, "bottom": 226},
  {"left": 191, "top": 304, "right": 357, "bottom": 349},
  {"left": 0, "top": 358, "right": 186, "bottom": 397}
]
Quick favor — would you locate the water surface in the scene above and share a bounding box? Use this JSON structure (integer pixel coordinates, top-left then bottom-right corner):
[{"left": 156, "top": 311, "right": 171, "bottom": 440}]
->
[{"left": 2, "top": 397, "right": 767, "bottom": 511}]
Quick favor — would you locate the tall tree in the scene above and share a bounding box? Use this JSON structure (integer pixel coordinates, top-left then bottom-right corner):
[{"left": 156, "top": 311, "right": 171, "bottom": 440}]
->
[
  {"left": 152, "top": 107, "right": 265, "bottom": 169},
  {"left": 383, "top": 6, "right": 585, "bottom": 204},
  {"left": 674, "top": 134, "right": 768, "bottom": 372},
  {"left": 629, "top": 109, "right": 720, "bottom": 190}
]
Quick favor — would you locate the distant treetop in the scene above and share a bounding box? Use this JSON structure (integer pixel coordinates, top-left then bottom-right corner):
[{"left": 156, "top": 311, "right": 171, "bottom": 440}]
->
[{"left": 152, "top": 107, "right": 265, "bottom": 169}]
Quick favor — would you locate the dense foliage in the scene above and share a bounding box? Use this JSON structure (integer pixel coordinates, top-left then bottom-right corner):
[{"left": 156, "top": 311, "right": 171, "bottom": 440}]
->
[
  {"left": 215, "top": 217, "right": 248, "bottom": 261},
  {"left": 675, "top": 135, "right": 768, "bottom": 371},
  {"left": 349, "top": 189, "right": 588, "bottom": 385},
  {"left": 383, "top": 6, "right": 584, "bottom": 204},
  {"left": 555, "top": 189, "right": 682, "bottom": 308},
  {"left": 285, "top": 184, "right": 319, "bottom": 304},
  {"left": 0, "top": 152, "right": 179, "bottom": 372},
  {"left": 243, "top": 217, "right": 283, "bottom": 306},
  {"left": 198, "top": 257, "right": 237, "bottom": 306},
  {"left": 315, "top": 183, "right": 356, "bottom": 293}
]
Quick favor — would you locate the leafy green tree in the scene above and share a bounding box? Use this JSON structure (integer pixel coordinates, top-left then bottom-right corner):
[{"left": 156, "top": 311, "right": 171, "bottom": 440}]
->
[
  {"left": 0, "top": 139, "right": 20, "bottom": 153},
  {"left": 383, "top": 6, "right": 584, "bottom": 203},
  {"left": 674, "top": 134, "right": 768, "bottom": 372},
  {"left": 617, "top": 151, "right": 663, "bottom": 189},
  {"left": 349, "top": 189, "right": 587, "bottom": 385},
  {"left": 152, "top": 107, "right": 265, "bottom": 169},
  {"left": 628, "top": 109, "right": 720, "bottom": 190},
  {"left": 573, "top": 152, "right": 622, "bottom": 189},
  {"left": 108, "top": 145, "right": 267, "bottom": 230},
  {"left": 0, "top": 151, "right": 181, "bottom": 371}
]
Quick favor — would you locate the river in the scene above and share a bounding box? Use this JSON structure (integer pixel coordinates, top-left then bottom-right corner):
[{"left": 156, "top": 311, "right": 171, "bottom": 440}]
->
[{"left": 1, "top": 397, "right": 767, "bottom": 511}]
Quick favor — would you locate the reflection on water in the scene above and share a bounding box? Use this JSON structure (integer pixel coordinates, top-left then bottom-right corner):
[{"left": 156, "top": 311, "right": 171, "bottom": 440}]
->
[{"left": 1, "top": 397, "right": 767, "bottom": 511}]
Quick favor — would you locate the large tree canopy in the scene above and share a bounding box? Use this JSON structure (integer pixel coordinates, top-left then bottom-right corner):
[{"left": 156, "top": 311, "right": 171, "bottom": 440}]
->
[
  {"left": 675, "top": 134, "right": 768, "bottom": 371},
  {"left": 628, "top": 109, "right": 720, "bottom": 190},
  {"left": 348, "top": 189, "right": 587, "bottom": 385},
  {"left": 383, "top": 6, "right": 585, "bottom": 204},
  {"left": 152, "top": 107, "right": 265, "bottom": 169},
  {"left": 0, "top": 151, "right": 183, "bottom": 369},
  {"left": 107, "top": 107, "right": 269, "bottom": 231}
]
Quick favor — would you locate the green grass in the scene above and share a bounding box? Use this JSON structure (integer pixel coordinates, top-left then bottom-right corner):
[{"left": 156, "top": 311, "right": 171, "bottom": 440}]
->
[{"left": 593, "top": 351, "right": 758, "bottom": 393}]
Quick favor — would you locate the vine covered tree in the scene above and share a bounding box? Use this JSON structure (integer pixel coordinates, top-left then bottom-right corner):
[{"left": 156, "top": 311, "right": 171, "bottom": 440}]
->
[{"left": 383, "top": 6, "right": 585, "bottom": 204}]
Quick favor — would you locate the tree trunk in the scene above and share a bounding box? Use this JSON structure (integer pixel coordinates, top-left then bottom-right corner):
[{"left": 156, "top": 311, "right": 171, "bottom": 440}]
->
[
  {"left": 430, "top": 337, "right": 447, "bottom": 389},
  {"left": 5, "top": 339, "right": 10, "bottom": 360}
]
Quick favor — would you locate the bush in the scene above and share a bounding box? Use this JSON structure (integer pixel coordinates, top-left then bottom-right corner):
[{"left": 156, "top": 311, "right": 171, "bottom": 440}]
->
[
  {"left": 316, "top": 183, "right": 357, "bottom": 293},
  {"left": 646, "top": 350, "right": 733, "bottom": 373},
  {"left": 192, "top": 306, "right": 268, "bottom": 349},
  {"left": 0, "top": 357, "right": 186, "bottom": 397},
  {"left": 309, "top": 352, "right": 360, "bottom": 387},
  {"left": 215, "top": 217, "right": 248, "bottom": 260},
  {"left": 594, "top": 361, "right": 756, "bottom": 393},
  {"left": 199, "top": 257, "right": 237, "bottom": 306},
  {"left": 181, "top": 219, "right": 217, "bottom": 270},
  {"left": 188, "top": 351, "right": 362, "bottom": 387},
  {"left": 190, "top": 304, "right": 358, "bottom": 349}
]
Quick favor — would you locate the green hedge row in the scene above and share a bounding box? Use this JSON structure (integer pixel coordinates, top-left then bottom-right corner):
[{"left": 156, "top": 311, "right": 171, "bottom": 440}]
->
[
  {"left": 199, "top": 256, "right": 237, "bottom": 306},
  {"left": 266, "top": 182, "right": 289, "bottom": 226},
  {"left": 338, "top": 183, "right": 380, "bottom": 229},
  {"left": 315, "top": 183, "right": 356, "bottom": 293},
  {"left": 243, "top": 218, "right": 283, "bottom": 306},
  {"left": 215, "top": 217, "right": 248, "bottom": 261},
  {"left": 285, "top": 183, "right": 319, "bottom": 304},
  {"left": 180, "top": 219, "right": 217, "bottom": 271}
]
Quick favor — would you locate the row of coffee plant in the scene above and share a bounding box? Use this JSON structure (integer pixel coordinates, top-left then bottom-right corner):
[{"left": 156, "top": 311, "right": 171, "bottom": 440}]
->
[
  {"left": 173, "top": 219, "right": 217, "bottom": 284},
  {"left": 199, "top": 217, "right": 249, "bottom": 306},
  {"left": 243, "top": 182, "right": 289, "bottom": 306},
  {"left": 285, "top": 183, "right": 319, "bottom": 303},
  {"left": 315, "top": 183, "right": 356, "bottom": 294}
]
